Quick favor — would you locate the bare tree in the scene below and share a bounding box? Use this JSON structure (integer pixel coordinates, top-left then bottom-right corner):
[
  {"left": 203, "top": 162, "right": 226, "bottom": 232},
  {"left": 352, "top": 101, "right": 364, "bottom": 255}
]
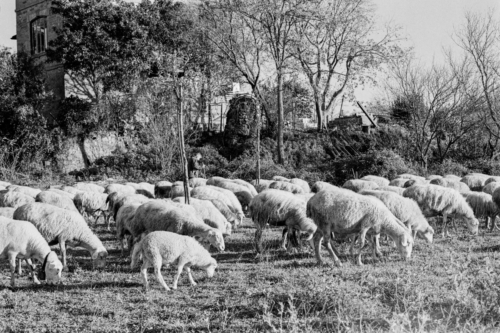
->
[{"left": 294, "top": 0, "right": 403, "bottom": 131}]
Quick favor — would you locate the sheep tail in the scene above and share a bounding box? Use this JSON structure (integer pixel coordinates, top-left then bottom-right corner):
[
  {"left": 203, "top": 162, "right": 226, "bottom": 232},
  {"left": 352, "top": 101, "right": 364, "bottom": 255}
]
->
[{"left": 130, "top": 239, "right": 144, "bottom": 269}]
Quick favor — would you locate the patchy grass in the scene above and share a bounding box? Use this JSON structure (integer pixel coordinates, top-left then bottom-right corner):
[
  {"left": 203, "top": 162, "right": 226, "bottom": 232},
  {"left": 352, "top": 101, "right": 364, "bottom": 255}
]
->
[{"left": 1, "top": 218, "right": 500, "bottom": 332}]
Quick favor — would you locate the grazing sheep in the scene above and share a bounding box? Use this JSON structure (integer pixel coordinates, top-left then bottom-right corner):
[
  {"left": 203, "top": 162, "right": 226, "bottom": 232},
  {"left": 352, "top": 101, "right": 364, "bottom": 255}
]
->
[
  {"left": 61, "top": 186, "right": 84, "bottom": 196},
  {"left": 173, "top": 197, "right": 231, "bottom": 236},
  {"left": 311, "top": 181, "right": 339, "bottom": 193},
  {"left": 403, "top": 185, "right": 479, "bottom": 237},
  {"left": 190, "top": 194, "right": 238, "bottom": 226},
  {"left": 307, "top": 189, "right": 414, "bottom": 266},
  {"left": 445, "top": 175, "right": 462, "bottom": 181},
  {"left": 11, "top": 186, "right": 41, "bottom": 198},
  {"left": 295, "top": 193, "right": 315, "bottom": 202},
  {"left": 462, "top": 192, "right": 499, "bottom": 230},
  {"left": 485, "top": 177, "right": 500, "bottom": 185},
  {"left": 13, "top": 203, "right": 108, "bottom": 269},
  {"left": 426, "top": 175, "right": 443, "bottom": 180},
  {"left": 249, "top": 190, "right": 317, "bottom": 253},
  {"left": 105, "top": 184, "right": 136, "bottom": 195},
  {"left": 36, "top": 191, "right": 79, "bottom": 212},
  {"left": 272, "top": 176, "right": 290, "bottom": 182},
  {"left": 377, "top": 186, "right": 405, "bottom": 196},
  {"left": 112, "top": 194, "right": 151, "bottom": 222},
  {"left": 154, "top": 181, "right": 173, "bottom": 199},
  {"left": 398, "top": 174, "right": 426, "bottom": 181},
  {"left": 0, "top": 217, "right": 63, "bottom": 287},
  {"left": 430, "top": 178, "right": 465, "bottom": 192},
  {"left": 360, "top": 176, "right": 390, "bottom": 187},
  {"left": 461, "top": 175, "right": 487, "bottom": 191},
  {"left": 343, "top": 179, "right": 379, "bottom": 192},
  {"left": 189, "top": 178, "right": 207, "bottom": 188},
  {"left": 192, "top": 186, "right": 245, "bottom": 226},
  {"left": 212, "top": 180, "right": 255, "bottom": 200},
  {"left": 170, "top": 184, "right": 192, "bottom": 199},
  {"left": 289, "top": 178, "right": 311, "bottom": 193},
  {"left": 74, "top": 183, "right": 105, "bottom": 193},
  {"left": 0, "top": 190, "right": 36, "bottom": 209},
  {"left": 115, "top": 203, "right": 142, "bottom": 255},
  {"left": 48, "top": 188, "right": 76, "bottom": 200},
  {"left": 131, "top": 200, "right": 225, "bottom": 251},
  {"left": 0, "top": 181, "right": 11, "bottom": 187},
  {"left": 403, "top": 178, "right": 428, "bottom": 188},
  {"left": 130, "top": 231, "right": 217, "bottom": 291},
  {"left": 136, "top": 189, "right": 155, "bottom": 199},
  {"left": 483, "top": 182, "right": 500, "bottom": 195},
  {"left": 360, "top": 190, "right": 434, "bottom": 243},
  {"left": 137, "top": 183, "right": 155, "bottom": 196},
  {"left": 74, "top": 192, "right": 109, "bottom": 225},
  {"left": 254, "top": 182, "right": 272, "bottom": 193},
  {"left": 0, "top": 207, "right": 15, "bottom": 219},
  {"left": 230, "top": 179, "right": 259, "bottom": 196},
  {"left": 389, "top": 178, "right": 408, "bottom": 187},
  {"left": 234, "top": 191, "right": 253, "bottom": 212},
  {"left": 269, "top": 181, "right": 305, "bottom": 194}
]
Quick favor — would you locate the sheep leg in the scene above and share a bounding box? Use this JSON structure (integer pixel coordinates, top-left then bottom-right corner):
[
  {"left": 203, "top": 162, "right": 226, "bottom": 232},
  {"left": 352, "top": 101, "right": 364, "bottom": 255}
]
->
[
  {"left": 349, "top": 235, "right": 357, "bottom": 260},
  {"left": 26, "top": 259, "right": 40, "bottom": 285},
  {"left": 185, "top": 266, "right": 197, "bottom": 287},
  {"left": 254, "top": 228, "right": 263, "bottom": 254},
  {"left": 441, "top": 215, "right": 448, "bottom": 238},
  {"left": 323, "top": 231, "right": 342, "bottom": 267},
  {"left": 140, "top": 261, "right": 150, "bottom": 291},
  {"left": 357, "top": 228, "right": 369, "bottom": 266},
  {"left": 9, "top": 254, "right": 17, "bottom": 288},
  {"left": 313, "top": 232, "right": 324, "bottom": 265},
  {"left": 59, "top": 240, "right": 68, "bottom": 271},
  {"left": 281, "top": 228, "right": 288, "bottom": 250},
  {"left": 172, "top": 263, "right": 185, "bottom": 290},
  {"left": 17, "top": 258, "right": 22, "bottom": 275},
  {"left": 154, "top": 264, "right": 170, "bottom": 291}
]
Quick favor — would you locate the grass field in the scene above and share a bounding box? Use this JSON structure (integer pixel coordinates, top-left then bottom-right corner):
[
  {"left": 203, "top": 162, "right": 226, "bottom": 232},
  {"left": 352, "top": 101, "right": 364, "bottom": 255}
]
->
[{"left": 1, "top": 217, "right": 500, "bottom": 332}]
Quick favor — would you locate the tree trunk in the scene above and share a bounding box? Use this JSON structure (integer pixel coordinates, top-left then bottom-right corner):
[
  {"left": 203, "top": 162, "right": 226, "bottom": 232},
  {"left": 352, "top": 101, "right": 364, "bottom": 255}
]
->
[
  {"left": 277, "top": 71, "right": 285, "bottom": 164},
  {"left": 315, "top": 99, "right": 323, "bottom": 132}
]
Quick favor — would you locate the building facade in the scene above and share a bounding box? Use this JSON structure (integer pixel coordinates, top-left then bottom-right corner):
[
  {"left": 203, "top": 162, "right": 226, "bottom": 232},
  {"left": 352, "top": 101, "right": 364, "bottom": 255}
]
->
[{"left": 15, "top": 0, "right": 65, "bottom": 111}]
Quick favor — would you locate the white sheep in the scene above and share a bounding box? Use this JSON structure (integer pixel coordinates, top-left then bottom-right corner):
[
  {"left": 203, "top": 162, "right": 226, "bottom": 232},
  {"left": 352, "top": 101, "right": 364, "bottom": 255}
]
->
[
  {"left": 112, "top": 194, "right": 151, "bottom": 222},
  {"left": 189, "top": 178, "right": 207, "bottom": 188},
  {"left": 445, "top": 174, "right": 462, "bottom": 181},
  {"left": 426, "top": 175, "right": 443, "bottom": 180},
  {"left": 430, "top": 178, "right": 470, "bottom": 193},
  {"left": 403, "top": 178, "right": 428, "bottom": 188},
  {"left": 115, "top": 202, "right": 142, "bottom": 255},
  {"left": 295, "top": 193, "right": 315, "bottom": 202},
  {"left": 307, "top": 188, "right": 414, "bottom": 266},
  {"left": 170, "top": 184, "right": 192, "bottom": 199},
  {"left": 173, "top": 197, "right": 231, "bottom": 236},
  {"left": 230, "top": 179, "right": 259, "bottom": 196},
  {"left": 461, "top": 175, "right": 488, "bottom": 191},
  {"left": 462, "top": 192, "right": 499, "bottom": 230},
  {"left": 0, "top": 190, "right": 35, "bottom": 208},
  {"left": 154, "top": 181, "right": 173, "bottom": 198},
  {"left": 192, "top": 186, "right": 245, "bottom": 226},
  {"left": 0, "top": 181, "right": 11, "bottom": 187},
  {"left": 0, "top": 217, "right": 63, "bottom": 287},
  {"left": 377, "top": 186, "right": 405, "bottom": 196},
  {"left": 190, "top": 194, "right": 238, "bottom": 226},
  {"left": 74, "top": 183, "right": 105, "bottom": 193},
  {"left": 130, "top": 231, "right": 217, "bottom": 291},
  {"left": 137, "top": 182, "right": 155, "bottom": 197},
  {"left": 288, "top": 178, "right": 311, "bottom": 193},
  {"left": 61, "top": 186, "right": 84, "bottom": 196},
  {"left": 11, "top": 186, "right": 41, "bottom": 198},
  {"left": 269, "top": 181, "right": 305, "bottom": 194},
  {"left": 398, "top": 174, "right": 425, "bottom": 181},
  {"left": 74, "top": 192, "right": 109, "bottom": 226},
  {"left": 105, "top": 183, "right": 136, "bottom": 195},
  {"left": 48, "top": 188, "right": 76, "bottom": 200},
  {"left": 130, "top": 200, "right": 225, "bottom": 251},
  {"left": 403, "top": 184, "right": 479, "bottom": 237},
  {"left": 343, "top": 179, "right": 379, "bottom": 192},
  {"left": 13, "top": 203, "right": 108, "bottom": 269},
  {"left": 389, "top": 178, "right": 409, "bottom": 187},
  {"left": 36, "top": 191, "right": 79, "bottom": 212},
  {"left": 311, "top": 181, "right": 339, "bottom": 193},
  {"left": 483, "top": 182, "right": 500, "bottom": 195},
  {"left": 210, "top": 179, "right": 254, "bottom": 198},
  {"left": 0, "top": 207, "right": 15, "bottom": 219},
  {"left": 249, "top": 190, "right": 317, "bottom": 253},
  {"left": 272, "top": 176, "right": 290, "bottom": 182},
  {"left": 360, "top": 190, "right": 434, "bottom": 243},
  {"left": 360, "top": 175, "right": 390, "bottom": 187}
]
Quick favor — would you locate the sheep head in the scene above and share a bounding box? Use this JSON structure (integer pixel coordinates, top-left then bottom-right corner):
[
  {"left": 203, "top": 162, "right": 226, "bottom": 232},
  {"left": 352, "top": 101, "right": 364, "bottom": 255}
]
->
[
  {"left": 204, "top": 258, "right": 218, "bottom": 278},
  {"left": 92, "top": 249, "right": 108, "bottom": 268},
  {"left": 465, "top": 216, "right": 479, "bottom": 235},
  {"left": 207, "top": 230, "right": 225, "bottom": 252},
  {"left": 41, "top": 251, "right": 63, "bottom": 284},
  {"left": 421, "top": 226, "right": 435, "bottom": 243},
  {"left": 395, "top": 233, "right": 413, "bottom": 261}
]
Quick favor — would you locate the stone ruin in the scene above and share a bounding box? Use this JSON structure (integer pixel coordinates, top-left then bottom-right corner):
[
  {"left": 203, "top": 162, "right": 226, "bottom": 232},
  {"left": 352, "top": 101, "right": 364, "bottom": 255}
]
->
[{"left": 223, "top": 95, "right": 259, "bottom": 150}]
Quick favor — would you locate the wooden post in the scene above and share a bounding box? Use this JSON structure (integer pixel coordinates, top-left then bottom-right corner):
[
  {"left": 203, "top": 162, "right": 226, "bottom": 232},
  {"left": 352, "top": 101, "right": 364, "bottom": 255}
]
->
[
  {"left": 256, "top": 101, "right": 261, "bottom": 184},
  {"left": 220, "top": 104, "right": 223, "bottom": 132},
  {"left": 176, "top": 81, "right": 190, "bottom": 204},
  {"left": 292, "top": 100, "right": 296, "bottom": 131}
]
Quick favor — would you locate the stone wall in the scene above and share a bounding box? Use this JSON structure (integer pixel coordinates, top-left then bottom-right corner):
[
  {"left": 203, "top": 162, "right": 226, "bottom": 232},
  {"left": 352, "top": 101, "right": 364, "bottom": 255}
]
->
[{"left": 56, "top": 132, "right": 127, "bottom": 173}]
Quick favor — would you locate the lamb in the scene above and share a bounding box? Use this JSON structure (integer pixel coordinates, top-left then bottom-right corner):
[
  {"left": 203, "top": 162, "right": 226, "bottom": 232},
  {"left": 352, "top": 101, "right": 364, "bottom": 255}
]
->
[
  {"left": 0, "top": 217, "right": 63, "bottom": 287},
  {"left": 485, "top": 177, "right": 500, "bottom": 185},
  {"left": 249, "top": 190, "right": 317, "bottom": 253},
  {"left": 360, "top": 175, "right": 390, "bottom": 187},
  {"left": 307, "top": 188, "right": 414, "bottom": 266},
  {"left": 461, "top": 175, "right": 488, "bottom": 191},
  {"left": 74, "top": 183, "right": 105, "bottom": 193},
  {"left": 36, "top": 191, "right": 79, "bottom": 212},
  {"left": 192, "top": 186, "right": 245, "bottom": 226},
  {"left": 105, "top": 183, "right": 136, "bottom": 195},
  {"left": 389, "top": 178, "right": 409, "bottom": 187},
  {"left": 130, "top": 231, "right": 217, "bottom": 291},
  {"left": 13, "top": 203, "right": 108, "bottom": 269},
  {"left": 173, "top": 197, "right": 231, "bottom": 236},
  {"left": 269, "top": 181, "right": 305, "bottom": 194},
  {"left": 48, "top": 188, "right": 76, "bottom": 200},
  {"left": 403, "top": 184, "right": 479, "bottom": 237},
  {"left": 189, "top": 178, "right": 207, "bottom": 188},
  {"left": 343, "top": 179, "right": 379, "bottom": 192},
  {"left": 311, "top": 181, "right": 339, "bottom": 193},
  {"left": 130, "top": 200, "right": 225, "bottom": 251},
  {"left": 154, "top": 181, "right": 173, "bottom": 198},
  {"left": 0, "top": 207, "right": 15, "bottom": 218},
  {"left": 360, "top": 190, "right": 434, "bottom": 243},
  {"left": 115, "top": 202, "right": 142, "bottom": 255},
  {"left": 73, "top": 192, "right": 109, "bottom": 226},
  {"left": 483, "top": 182, "right": 500, "bottom": 195},
  {"left": 462, "top": 192, "right": 499, "bottom": 230},
  {"left": 0, "top": 190, "right": 35, "bottom": 208},
  {"left": 377, "top": 186, "right": 405, "bottom": 196},
  {"left": 11, "top": 186, "right": 41, "bottom": 198}
]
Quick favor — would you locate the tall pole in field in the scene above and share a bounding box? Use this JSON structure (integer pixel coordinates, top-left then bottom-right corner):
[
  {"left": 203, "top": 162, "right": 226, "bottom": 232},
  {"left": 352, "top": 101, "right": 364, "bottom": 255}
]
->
[{"left": 256, "top": 100, "right": 261, "bottom": 184}]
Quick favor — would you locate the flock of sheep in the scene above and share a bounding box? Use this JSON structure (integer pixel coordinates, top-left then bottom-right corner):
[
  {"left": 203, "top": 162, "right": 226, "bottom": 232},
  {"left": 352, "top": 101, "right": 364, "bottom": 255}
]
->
[{"left": 0, "top": 172, "right": 497, "bottom": 291}]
